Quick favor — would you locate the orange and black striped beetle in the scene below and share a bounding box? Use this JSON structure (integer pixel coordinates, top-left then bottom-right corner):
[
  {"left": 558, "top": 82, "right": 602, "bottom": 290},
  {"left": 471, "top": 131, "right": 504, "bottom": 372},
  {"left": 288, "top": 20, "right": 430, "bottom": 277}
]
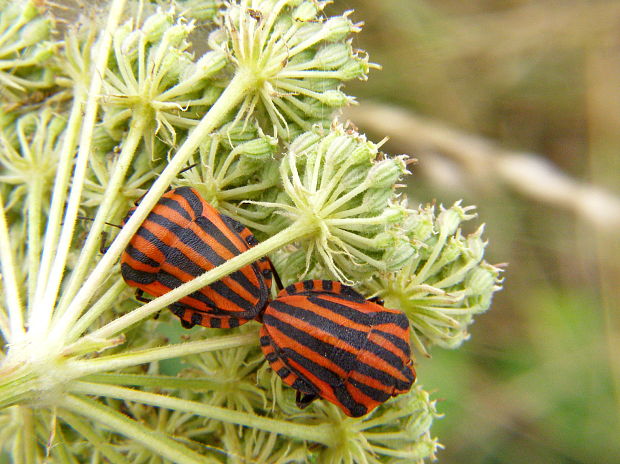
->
[
  {"left": 120, "top": 186, "right": 276, "bottom": 329},
  {"left": 259, "top": 280, "right": 416, "bottom": 417}
]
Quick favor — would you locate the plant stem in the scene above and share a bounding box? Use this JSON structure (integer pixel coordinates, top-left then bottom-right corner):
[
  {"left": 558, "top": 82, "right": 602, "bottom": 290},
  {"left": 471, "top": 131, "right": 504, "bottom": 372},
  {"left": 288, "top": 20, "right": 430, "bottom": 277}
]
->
[
  {"left": 70, "top": 382, "right": 337, "bottom": 447},
  {"left": 65, "top": 279, "right": 126, "bottom": 344},
  {"left": 52, "top": 71, "right": 256, "bottom": 344},
  {"left": 0, "top": 192, "right": 25, "bottom": 342},
  {"left": 64, "top": 332, "right": 258, "bottom": 375},
  {"left": 26, "top": 178, "right": 43, "bottom": 315},
  {"left": 82, "top": 373, "right": 226, "bottom": 391},
  {"left": 56, "top": 409, "right": 130, "bottom": 464},
  {"left": 31, "top": 94, "right": 85, "bottom": 323},
  {"left": 55, "top": 113, "right": 150, "bottom": 318},
  {"left": 31, "top": 0, "right": 128, "bottom": 340},
  {"left": 80, "top": 219, "right": 313, "bottom": 341},
  {"left": 60, "top": 395, "right": 210, "bottom": 464}
]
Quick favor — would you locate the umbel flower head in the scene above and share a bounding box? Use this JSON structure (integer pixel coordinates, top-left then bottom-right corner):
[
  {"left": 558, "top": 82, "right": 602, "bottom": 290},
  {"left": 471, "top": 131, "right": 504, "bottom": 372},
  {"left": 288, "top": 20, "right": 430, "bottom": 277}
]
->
[
  {"left": 0, "top": 1, "right": 501, "bottom": 463},
  {"left": 210, "top": 0, "right": 371, "bottom": 139},
  {"left": 253, "top": 124, "right": 413, "bottom": 283},
  {"left": 363, "top": 202, "right": 504, "bottom": 356}
]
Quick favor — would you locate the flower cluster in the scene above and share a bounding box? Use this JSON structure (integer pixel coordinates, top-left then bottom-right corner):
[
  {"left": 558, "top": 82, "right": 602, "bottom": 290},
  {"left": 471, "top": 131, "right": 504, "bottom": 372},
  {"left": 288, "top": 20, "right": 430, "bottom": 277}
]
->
[
  {"left": 363, "top": 202, "right": 504, "bottom": 356},
  {"left": 0, "top": 1, "right": 56, "bottom": 109},
  {"left": 0, "top": 1, "right": 501, "bottom": 463}
]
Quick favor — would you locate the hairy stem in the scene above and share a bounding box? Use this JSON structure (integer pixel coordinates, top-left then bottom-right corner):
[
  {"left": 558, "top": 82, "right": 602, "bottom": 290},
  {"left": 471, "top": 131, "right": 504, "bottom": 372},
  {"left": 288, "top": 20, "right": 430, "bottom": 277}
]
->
[
  {"left": 31, "top": 0, "right": 128, "bottom": 340},
  {"left": 70, "top": 382, "right": 337, "bottom": 447},
  {"left": 60, "top": 395, "right": 210, "bottom": 464}
]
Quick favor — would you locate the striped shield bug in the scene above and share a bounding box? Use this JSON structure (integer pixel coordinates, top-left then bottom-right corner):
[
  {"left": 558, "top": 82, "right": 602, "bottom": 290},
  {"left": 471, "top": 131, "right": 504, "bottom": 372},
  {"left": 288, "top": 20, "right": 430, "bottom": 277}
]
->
[
  {"left": 120, "top": 186, "right": 275, "bottom": 329},
  {"left": 259, "top": 280, "right": 415, "bottom": 417}
]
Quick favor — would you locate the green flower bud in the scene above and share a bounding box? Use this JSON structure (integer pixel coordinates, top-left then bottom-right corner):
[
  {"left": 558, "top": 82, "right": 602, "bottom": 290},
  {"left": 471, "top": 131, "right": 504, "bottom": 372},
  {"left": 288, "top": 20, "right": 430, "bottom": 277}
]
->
[
  {"left": 190, "top": 51, "right": 228, "bottom": 80},
  {"left": 366, "top": 158, "right": 405, "bottom": 188},
  {"left": 289, "top": 130, "right": 322, "bottom": 154},
  {"left": 465, "top": 266, "right": 498, "bottom": 296},
  {"left": 219, "top": 122, "right": 258, "bottom": 146},
  {"left": 465, "top": 225, "right": 486, "bottom": 263},
  {"left": 19, "top": 18, "right": 50, "bottom": 47},
  {"left": 142, "top": 12, "right": 172, "bottom": 42},
  {"left": 314, "top": 43, "right": 352, "bottom": 70},
  {"left": 437, "top": 202, "right": 477, "bottom": 236},
  {"left": 180, "top": 0, "right": 219, "bottom": 21},
  {"left": 384, "top": 238, "right": 417, "bottom": 271},
  {"left": 435, "top": 236, "right": 465, "bottom": 269},
  {"left": 304, "top": 78, "right": 341, "bottom": 92},
  {"left": 162, "top": 23, "right": 192, "bottom": 49},
  {"left": 293, "top": 2, "right": 318, "bottom": 22},
  {"left": 405, "top": 207, "right": 435, "bottom": 242},
  {"left": 338, "top": 58, "right": 368, "bottom": 80},
  {"left": 340, "top": 164, "right": 369, "bottom": 187},
  {"left": 238, "top": 136, "right": 277, "bottom": 159},
  {"left": 363, "top": 188, "right": 392, "bottom": 213},
  {"left": 323, "top": 15, "right": 354, "bottom": 42},
  {"left": 319, "top": 90, "right": 351, "bottom": 107}
]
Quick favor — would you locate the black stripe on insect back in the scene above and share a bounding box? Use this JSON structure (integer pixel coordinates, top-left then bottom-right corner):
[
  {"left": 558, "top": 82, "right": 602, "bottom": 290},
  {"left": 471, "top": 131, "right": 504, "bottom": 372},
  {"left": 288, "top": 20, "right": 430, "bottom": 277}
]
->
[
  {"left": 125, "top": 244, "right": 161, "bottom": 268},
  {"left": 164, "top": 246, "right": 257, "bottom": 313},
  {"left": 157, "top": 196, "right": 194, "bottom": 222},
  {"left": 269, "top": 299, "right": 368, "bottom": 351},
  {"left": 264, "top": 313, "right": 360, "bottom": 375},
  {"left": 143, "top": 217, "right": 264, "bottom": 314},
  {"left": 157, "top": 270, "right": 219, "bottom": 309},
  {"left": 306, "top": 294, "right": 373, "bottom": 327},
  {"left": 371, "top": 327, "right": 411, "bottom": 358},
  {"left": 174, "top": 186, "right": 204, "bottom": 217},
  {"left": 347, "top": 377, "right": 391, "bottom": 402},
  {"left": 146, "top": 212, "right": 261, "bottom": 297},
  {"left": 174, "top": 225, "right": 264, "bottom": 300},
  {"left": 121, "top": 263, "right": 157, "bottom": 285},
  {"left": 194, "top": 215, "right": 247, "bottom": 257}
]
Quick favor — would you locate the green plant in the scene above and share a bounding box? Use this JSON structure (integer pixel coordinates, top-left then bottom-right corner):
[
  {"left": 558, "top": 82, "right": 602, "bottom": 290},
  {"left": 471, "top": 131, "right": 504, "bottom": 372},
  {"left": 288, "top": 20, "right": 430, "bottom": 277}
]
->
[{"left": 0, "top": 1, "right": 501, "bottom": 462}]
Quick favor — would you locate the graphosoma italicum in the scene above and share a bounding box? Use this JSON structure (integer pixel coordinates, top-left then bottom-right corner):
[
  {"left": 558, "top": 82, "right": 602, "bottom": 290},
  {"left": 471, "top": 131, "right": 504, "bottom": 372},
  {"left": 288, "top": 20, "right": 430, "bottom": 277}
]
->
[
  {"left": 120, "top": 186, "right": 274, "bottom": 329},
  {"left": 259, "top": 280, "right": 416, "bottom": 417}
]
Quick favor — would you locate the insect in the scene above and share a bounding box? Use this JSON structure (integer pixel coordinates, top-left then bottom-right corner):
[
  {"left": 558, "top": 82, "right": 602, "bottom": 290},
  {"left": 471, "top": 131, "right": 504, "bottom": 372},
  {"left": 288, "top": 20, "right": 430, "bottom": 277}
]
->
[
  {"left": 259, "top": 280, "right": 415, "bottom": 417},
  {"left": 120, "top": 186, "right": 274, "bottom": 329}
]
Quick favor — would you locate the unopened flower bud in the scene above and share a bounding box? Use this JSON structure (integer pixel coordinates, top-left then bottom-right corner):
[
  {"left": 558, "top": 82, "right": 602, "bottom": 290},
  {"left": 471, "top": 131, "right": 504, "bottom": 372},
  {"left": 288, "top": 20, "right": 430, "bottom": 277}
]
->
[
  {"left": 289, "top": 130, "right": 322, "bottom": 153},
  {"left": 20, "top": 18, "right": 50, "bottom": 47},
  {"left": 314, "top": 43, "right": 352, "bottom": 70},
  {"left": 190, "top": 51, "right": 228, "bottom": 80},
  {"left": 163, "top": 23, "right": 192, "bottom": 48},
  {"left": 465, "top": 266, "right": 497, "bottom": 296},
  {"left": 338, "top": 59, "right": 368, "bottom": 80},
  {"left": 323, "top": 16, "right": 354, "bottom": 42},
  {"left": 384, "top": 239, "right": 417, "bottom": 271},
  {"left": 437, "top": 203, "right": 476, "bottom": 236},
  {"left": 142, "top": 11, "right": 172, "bottom": 42},
  {"left": 319, "top": 90, "right": 351, "bottom": 107},
  {"left": 366, "top": 158, "right": 405, "bottom": 188},
  {"left": 293, "top": 2, "right": 318, "bottom": 22},
  {"left": 238, "top": 136, "right": 277, "bottom": 159}
]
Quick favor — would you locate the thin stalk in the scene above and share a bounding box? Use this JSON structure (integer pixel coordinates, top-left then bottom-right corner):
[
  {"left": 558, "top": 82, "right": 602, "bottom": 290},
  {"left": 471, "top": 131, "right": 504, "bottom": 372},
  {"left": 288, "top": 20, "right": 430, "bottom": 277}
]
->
[
  {"left": 21, "top": 406, "right": 35, "bottom": 464},
  {"left": 60, "top": 395, "right": 210, "bottom": 464},
  {"left": 65, "top": 332, "right": 258, "bottom": 376},
  {"left": 55, "top": 113, "right": 150, "bottom": 318},
  {"left": 0, "top": 191, "right": 25, "bottom": 341},
  {"left": 51, "top": 71, "right": 256, "bottom": 344},
  {"left": 78, "top": 219, "right": 312, "bottom": 342},
  {"left": 65, "top": 279, "right": 125, "bottom": 343},
  {"left": 70, "top": 382, "right": 337, "bottom": 447},
  {"left": 26, "top": 178, "right": 43, "bottom": 313},
  {"left": 82, "top": 373, "right": 225, "bottom": 391},
  {"left": 56, "top": 409, "right": 130, "bottom": 464},
  {"left": 31, "top": 0, "right": 128, "bottom": 339}
]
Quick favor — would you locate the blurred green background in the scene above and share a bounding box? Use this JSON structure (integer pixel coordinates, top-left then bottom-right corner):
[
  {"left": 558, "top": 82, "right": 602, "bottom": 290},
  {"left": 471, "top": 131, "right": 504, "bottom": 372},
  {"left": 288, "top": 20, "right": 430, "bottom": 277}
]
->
[{"left": 333, "top": 1, "right": 620, "bottom": 463}]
